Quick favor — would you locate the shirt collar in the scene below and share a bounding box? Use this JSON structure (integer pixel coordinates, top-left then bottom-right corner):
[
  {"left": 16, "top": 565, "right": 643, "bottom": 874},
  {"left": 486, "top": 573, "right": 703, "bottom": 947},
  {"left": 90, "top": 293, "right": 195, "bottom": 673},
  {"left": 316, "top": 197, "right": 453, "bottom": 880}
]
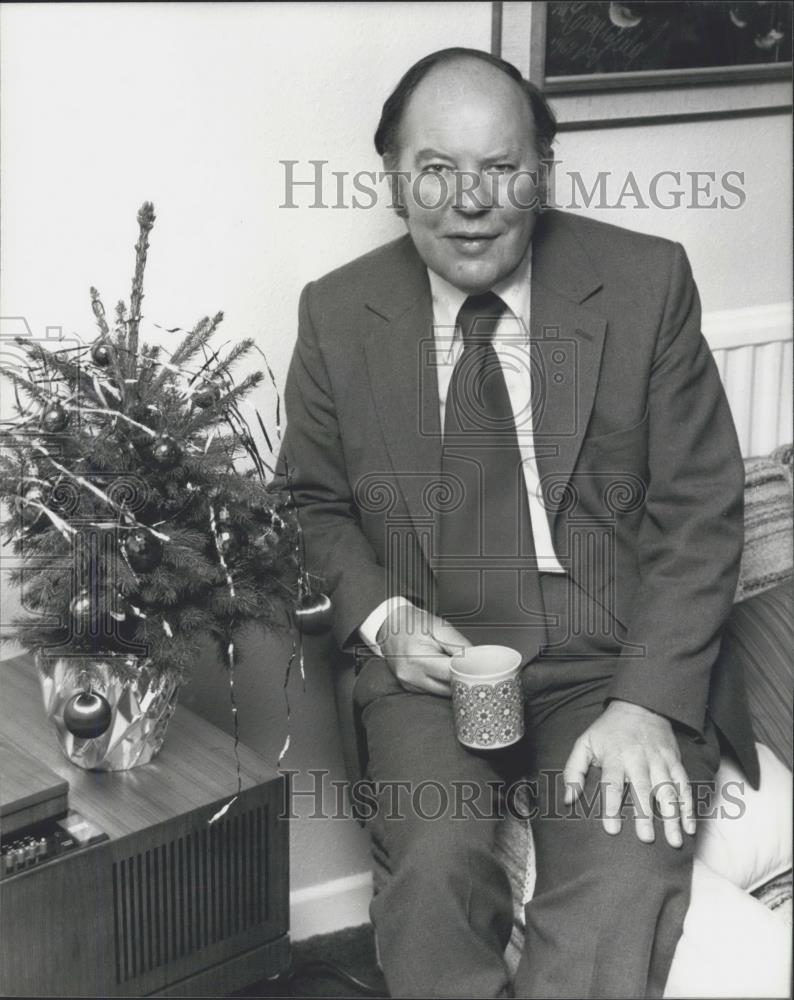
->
[{"left": 426, "top": 243, "right": 532, "bottom": 337}]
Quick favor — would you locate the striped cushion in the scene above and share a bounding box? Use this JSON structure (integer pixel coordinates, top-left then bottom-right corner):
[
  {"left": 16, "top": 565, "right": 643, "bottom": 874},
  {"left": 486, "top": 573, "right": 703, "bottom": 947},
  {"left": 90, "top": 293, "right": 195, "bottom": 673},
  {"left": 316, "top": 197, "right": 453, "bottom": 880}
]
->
[
  {"left": 736, "top": 453, "right": 794, "bottom": 602},
  {"left": 771, "top": 443, "right": 793, "bottom": 489},
  {"left": 724, "top": 582, "right": 793, "bottom": 769},
  {"left": 754, "top": 870, "right": 794, "bottom": 926}
]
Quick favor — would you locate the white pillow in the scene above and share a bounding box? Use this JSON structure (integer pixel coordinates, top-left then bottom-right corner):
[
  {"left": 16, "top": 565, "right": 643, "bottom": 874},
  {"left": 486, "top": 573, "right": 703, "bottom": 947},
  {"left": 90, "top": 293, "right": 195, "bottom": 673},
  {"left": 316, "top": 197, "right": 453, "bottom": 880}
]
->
[
  {"left": 695, "top": 743, "right": 792, "bottom": 892},
  {"left": 665, "top": 859, "right": 792, "bottom": 999}
]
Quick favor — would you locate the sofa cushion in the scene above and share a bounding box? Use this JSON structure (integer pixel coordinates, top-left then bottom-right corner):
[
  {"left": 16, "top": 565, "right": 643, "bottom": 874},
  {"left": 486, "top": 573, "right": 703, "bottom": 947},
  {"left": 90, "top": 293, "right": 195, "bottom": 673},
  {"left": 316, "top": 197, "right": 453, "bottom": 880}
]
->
[
  {"left": 663, "top": 859, "right": 792, "bottom": 999},
  {"left": 736, "top": 454, "right": 793, "bottom": 602},
  {"left": 696, "top": 744, "right": 792, "bottom": 893},
  {"left": 721, "top": 581, "right": 793, "bottom": 769}
]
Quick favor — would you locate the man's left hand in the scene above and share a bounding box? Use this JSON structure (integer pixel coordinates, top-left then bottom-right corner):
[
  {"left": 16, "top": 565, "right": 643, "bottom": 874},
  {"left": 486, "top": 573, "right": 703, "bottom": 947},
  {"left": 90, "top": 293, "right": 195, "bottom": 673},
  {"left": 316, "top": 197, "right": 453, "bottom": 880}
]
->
[{"left": 562, "top": 700, "right": 695, "bottom": 848}]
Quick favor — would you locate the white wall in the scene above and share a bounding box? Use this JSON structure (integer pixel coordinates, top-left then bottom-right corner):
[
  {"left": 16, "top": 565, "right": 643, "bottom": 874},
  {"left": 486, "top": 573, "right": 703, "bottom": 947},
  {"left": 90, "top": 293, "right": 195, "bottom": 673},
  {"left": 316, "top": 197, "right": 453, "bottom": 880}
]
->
[
  {"left": 552, "top": 113, "right": 792, "bottom": 313},
  {"left": 1, "top": 1, "right": 791, "bottom": 931},
  {"left": 0, "top": 0, "right": 492, "bottom": 909}
]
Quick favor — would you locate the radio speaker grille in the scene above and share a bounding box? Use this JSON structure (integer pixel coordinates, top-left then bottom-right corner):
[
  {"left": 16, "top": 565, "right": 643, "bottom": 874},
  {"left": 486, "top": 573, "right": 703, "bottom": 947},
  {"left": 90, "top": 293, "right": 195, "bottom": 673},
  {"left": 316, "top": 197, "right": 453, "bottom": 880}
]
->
[{"left": 112, "top": 804, "right": 271, "bottom": 984}]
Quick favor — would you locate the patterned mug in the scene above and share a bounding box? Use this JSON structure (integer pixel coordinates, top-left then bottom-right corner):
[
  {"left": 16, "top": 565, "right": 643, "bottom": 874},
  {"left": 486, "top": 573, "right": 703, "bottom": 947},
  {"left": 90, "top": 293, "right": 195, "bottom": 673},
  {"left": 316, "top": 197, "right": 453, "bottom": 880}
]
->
[{"left": 450, "top": 645, "right": 524, "bottom": 750}]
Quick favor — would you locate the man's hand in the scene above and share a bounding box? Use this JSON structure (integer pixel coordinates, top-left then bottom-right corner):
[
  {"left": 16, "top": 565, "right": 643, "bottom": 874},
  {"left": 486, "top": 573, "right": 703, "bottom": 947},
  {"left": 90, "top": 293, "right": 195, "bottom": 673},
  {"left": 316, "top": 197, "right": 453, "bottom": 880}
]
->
[
  {"left": 563, "top": 700, "right": 695, "bottom": 848},
  {"left": 377, "top": 603, "right": 471, "bottom": 696}
]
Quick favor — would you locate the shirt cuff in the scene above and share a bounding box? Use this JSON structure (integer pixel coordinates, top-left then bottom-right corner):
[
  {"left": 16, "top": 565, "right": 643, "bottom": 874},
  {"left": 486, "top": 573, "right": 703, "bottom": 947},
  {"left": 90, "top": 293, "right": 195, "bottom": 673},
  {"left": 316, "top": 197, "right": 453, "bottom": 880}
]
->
[{"left": 359, "top": 596, "right": 413, "bottom": 657}]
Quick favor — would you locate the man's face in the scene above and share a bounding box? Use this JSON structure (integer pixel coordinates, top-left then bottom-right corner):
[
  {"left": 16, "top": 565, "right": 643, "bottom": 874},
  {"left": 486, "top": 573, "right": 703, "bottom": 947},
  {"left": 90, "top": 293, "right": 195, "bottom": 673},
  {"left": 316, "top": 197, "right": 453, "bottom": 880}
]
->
[{"left": 392, "top": 60, "right": 541, "bottom": 294}]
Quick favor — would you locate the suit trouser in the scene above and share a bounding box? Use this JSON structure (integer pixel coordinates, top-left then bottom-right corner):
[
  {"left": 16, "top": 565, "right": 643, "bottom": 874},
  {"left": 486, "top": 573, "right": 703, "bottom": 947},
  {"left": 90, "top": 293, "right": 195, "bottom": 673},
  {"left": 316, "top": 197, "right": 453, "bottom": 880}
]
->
[{"left": 352, "top": 573, "right": 722, "bottom": 999}]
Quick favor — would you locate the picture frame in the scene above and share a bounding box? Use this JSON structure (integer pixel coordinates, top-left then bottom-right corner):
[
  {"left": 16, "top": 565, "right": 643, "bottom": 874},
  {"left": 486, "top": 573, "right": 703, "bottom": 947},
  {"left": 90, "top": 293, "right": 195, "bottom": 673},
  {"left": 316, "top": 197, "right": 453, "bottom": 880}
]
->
[{"left": 494, "top": 1, "right": 793, "bottom": 130}]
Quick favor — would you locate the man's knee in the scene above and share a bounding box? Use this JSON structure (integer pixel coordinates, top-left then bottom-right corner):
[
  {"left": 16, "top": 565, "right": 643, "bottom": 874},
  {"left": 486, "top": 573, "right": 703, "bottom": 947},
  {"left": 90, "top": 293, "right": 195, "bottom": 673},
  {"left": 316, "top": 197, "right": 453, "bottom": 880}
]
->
[{"left": 382, "top": 809, "right": 502, "bottom": 876}]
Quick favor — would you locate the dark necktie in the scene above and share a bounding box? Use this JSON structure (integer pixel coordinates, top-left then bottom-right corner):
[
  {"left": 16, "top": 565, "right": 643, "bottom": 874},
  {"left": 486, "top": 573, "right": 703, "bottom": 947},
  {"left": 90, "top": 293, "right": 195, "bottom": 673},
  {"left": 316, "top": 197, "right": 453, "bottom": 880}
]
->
[{"left": 436, "top": 291, "right": 547, "bottom": 662}]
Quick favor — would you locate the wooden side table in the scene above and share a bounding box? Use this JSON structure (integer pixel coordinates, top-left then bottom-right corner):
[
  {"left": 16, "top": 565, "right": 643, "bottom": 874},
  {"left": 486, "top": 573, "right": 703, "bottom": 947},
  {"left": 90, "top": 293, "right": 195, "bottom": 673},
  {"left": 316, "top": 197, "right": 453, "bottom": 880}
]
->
[{"left": 0, "top": 654, "right": 290, "bottom": 997}]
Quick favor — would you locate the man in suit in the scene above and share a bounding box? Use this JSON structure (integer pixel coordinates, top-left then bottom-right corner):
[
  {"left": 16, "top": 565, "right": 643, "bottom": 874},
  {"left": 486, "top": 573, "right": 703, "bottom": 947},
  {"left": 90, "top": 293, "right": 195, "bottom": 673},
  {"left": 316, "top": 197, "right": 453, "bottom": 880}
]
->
[{"left": 279, "top": 48, "right": 755, "bottom": 998}]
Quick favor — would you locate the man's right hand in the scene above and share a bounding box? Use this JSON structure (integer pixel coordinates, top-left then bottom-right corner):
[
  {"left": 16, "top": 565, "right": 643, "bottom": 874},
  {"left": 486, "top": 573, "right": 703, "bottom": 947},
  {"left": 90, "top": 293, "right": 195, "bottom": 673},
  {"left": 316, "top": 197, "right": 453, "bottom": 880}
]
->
[{"left": 376, "top": 603, "right": 471, "bottom": 697}]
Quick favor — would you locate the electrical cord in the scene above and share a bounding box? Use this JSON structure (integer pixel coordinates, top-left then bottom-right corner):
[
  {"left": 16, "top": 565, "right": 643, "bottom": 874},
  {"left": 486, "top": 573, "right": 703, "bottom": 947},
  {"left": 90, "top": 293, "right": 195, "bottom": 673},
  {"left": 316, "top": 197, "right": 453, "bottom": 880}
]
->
[
  {"left": 292, "top": 959, "right": 384, "bottom": 996},
  {"left": 262, "top": 958, "right": 384, "bottom": 997}
]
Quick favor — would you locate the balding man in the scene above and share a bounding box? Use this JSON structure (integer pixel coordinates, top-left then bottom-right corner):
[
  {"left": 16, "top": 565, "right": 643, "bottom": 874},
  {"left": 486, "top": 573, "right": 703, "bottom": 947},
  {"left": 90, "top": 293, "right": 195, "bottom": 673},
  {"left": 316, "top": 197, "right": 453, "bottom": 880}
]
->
[{"left": 279, "top": 47, "right": 755, "bottom": 999}]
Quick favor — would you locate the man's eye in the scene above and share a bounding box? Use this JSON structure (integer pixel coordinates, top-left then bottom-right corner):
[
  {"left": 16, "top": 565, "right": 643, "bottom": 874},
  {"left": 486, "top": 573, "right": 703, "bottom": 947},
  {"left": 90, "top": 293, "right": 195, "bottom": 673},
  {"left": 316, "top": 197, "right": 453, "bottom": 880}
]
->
[
  {"left": 423, "top": 163, "right": 452, "bottom": 174},
  {"left": 488, "top": 163, "right": 515, "bottom": 173}
]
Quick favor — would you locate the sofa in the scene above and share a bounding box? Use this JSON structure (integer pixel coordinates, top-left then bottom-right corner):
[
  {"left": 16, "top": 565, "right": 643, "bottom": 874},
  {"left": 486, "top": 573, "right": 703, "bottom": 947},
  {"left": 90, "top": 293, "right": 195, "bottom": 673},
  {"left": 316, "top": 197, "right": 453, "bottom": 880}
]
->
[{"left": 331, "top": 444, "right": 793, "bottom": 997}]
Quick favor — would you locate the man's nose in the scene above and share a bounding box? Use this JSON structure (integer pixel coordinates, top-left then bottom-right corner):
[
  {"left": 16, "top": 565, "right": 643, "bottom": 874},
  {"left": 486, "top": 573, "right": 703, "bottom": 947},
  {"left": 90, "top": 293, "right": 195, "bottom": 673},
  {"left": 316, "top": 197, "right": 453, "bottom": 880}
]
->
[{"left": 452, "top": 170, "right": 496, "bottom": 214}]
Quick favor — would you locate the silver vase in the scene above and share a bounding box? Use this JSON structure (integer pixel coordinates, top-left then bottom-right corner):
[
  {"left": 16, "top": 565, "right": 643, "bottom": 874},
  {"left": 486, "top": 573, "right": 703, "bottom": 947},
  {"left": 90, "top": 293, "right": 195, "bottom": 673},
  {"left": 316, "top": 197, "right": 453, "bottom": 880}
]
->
[{"left": 36, "top": 651, "right": 180, "bottom": 771}]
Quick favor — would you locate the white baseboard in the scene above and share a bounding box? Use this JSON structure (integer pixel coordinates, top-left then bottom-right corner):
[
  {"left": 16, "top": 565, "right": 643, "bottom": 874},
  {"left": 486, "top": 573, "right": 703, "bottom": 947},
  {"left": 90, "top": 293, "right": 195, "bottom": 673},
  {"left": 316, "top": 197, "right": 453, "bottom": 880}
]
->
[{"left": 290, "top": 871, "right": 373, "bottom": 941}]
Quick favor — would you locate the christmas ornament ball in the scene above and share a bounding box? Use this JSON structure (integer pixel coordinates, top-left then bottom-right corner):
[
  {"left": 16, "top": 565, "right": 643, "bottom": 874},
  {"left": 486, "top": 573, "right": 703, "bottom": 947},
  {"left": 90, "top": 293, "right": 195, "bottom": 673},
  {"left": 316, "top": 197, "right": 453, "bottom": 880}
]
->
[
  {"left": 40, "top": 401, "right": 70, "bottom": 433},
  {"left": 295, "top": 592, "right": 333, "bottom": 635},
  {"left": 147, "top": 434, "right": 182, "bottom": 471},
  {"left": 124, "top": 529, "right": 163, "bottom": 572},
  {"left": 192, "top": 384, "right": 222, "bottom": 409},
  {"left": 90, "top": 339, "right": 114, "bottom": 368},
  {"left": 63, "top": 690, "right": 112, "bottom": 740}
]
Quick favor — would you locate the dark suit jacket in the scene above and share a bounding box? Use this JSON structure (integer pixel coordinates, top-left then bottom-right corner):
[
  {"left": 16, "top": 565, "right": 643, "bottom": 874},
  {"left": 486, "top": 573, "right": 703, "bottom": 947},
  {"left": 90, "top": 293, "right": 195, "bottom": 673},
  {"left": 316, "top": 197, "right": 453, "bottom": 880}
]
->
[{"left": 279, "top": 209, "right": 759, "bottom": 786}]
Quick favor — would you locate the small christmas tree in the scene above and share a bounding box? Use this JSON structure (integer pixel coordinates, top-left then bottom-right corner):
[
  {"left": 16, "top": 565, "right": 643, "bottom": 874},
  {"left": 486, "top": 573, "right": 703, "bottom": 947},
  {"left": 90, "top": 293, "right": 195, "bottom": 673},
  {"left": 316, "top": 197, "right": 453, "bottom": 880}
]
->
[{"left": 0, "top": 202, "right": 303, "bottom": 683}]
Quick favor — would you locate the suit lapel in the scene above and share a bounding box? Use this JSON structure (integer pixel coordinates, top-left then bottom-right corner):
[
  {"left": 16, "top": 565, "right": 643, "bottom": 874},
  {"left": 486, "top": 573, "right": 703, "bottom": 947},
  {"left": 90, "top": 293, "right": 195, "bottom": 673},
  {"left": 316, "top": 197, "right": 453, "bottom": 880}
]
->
[
  {"left": 361, "top": 216, "right": 608, "bottom": 553},
  {"left": 530, "top": 214, "right": 607, "bottom": 522},
  {"left": 363, "top": 238, "right": 442, "bottom": 565}
]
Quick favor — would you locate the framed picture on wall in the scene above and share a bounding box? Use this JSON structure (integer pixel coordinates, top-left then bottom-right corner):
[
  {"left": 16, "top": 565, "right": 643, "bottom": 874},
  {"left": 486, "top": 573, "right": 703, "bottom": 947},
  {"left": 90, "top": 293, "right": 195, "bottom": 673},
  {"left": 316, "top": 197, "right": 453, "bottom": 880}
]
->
[{"left": 495, "top": 1, "right": 793, "bottom": 129}]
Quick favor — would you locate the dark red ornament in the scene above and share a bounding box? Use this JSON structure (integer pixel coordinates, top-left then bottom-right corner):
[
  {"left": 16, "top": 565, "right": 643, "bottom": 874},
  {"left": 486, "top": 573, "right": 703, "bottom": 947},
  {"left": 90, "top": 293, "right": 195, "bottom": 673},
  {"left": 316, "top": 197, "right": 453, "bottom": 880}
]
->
[
  {"left": 145, "top": 434, "right": 182, "bottom": 471},
  {"left": 90, "top": 339, "right": 114, "bottom": 368},
  {"left": 124, "top": 529, "right": 163, "bottom": 572},
  {"left": 63, "top": 690, "right": 112, "bottom": 740},
  {"left": 40, "top": 401, "right": 70, "bottom": 433},
  {"left": 192, "top": 384, "right": 222, "bottom": 409},
  {"left": 294, "top": 592, "right": 333, "bottom": 635}
]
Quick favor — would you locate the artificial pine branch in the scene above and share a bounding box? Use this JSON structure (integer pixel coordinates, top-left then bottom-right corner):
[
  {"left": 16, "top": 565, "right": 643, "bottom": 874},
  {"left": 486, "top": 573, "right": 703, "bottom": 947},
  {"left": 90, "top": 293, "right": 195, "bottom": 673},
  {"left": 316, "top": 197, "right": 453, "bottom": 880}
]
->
[
  {"left": 0, "top": 202, "right": 302, "bottom": 681},
  {"left": 184, "top": 372, "right": 266, "bottom": 434},
  {"left": 209, "top": 337, "right": 258, "bottom": 381},
  {"left": 172, "top": 312, "right": 225, "bottom": 368},
  {"left": 127, "top": 201, "right": 156, "bottom": 369}
]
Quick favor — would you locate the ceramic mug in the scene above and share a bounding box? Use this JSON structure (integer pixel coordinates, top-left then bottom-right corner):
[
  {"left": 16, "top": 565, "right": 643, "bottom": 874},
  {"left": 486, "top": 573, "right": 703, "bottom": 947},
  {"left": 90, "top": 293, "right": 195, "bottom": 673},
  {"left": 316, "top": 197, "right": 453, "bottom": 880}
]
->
[{"left": 450, "top": 645, "right": 524, "bottom": 750}]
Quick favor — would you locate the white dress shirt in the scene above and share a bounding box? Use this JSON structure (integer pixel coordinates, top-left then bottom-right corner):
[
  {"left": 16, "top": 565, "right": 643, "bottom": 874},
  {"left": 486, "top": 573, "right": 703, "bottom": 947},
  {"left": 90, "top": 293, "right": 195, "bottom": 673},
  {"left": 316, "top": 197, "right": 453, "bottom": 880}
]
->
[{"left": 359, "top": 250, "right": 564, "bottom": 654}]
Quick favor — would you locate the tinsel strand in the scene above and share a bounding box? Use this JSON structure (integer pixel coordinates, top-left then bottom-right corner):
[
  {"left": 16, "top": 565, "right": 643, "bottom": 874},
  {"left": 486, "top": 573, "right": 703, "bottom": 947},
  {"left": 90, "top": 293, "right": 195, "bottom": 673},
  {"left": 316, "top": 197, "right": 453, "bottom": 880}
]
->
[
  {"left": 277, "top": 640, "right": 297, "bottom": 767},
  {"left": 208, "top": 503, "right": 236, "bottom": 598},
  {"left": 208, "top": 639, "right": 243, "bottom": 825},
  {"left": 9, "top": 433, "right": 171, "bottom": 542}
]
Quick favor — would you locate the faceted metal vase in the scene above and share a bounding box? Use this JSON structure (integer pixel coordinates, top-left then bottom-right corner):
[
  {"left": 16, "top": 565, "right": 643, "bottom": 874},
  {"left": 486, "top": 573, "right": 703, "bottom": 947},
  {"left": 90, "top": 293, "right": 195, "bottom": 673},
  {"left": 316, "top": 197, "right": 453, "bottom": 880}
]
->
[{"left": 36, "top": 651, "right": 180, "bottom": 771}]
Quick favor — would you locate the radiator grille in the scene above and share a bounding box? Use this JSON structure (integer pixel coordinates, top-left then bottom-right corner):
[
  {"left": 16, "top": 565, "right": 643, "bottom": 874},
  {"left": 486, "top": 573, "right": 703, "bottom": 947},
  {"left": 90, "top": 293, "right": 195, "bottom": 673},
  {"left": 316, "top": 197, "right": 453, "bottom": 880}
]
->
[{"left": 112, "top": 805, "right": 270, "bottom": 983}]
